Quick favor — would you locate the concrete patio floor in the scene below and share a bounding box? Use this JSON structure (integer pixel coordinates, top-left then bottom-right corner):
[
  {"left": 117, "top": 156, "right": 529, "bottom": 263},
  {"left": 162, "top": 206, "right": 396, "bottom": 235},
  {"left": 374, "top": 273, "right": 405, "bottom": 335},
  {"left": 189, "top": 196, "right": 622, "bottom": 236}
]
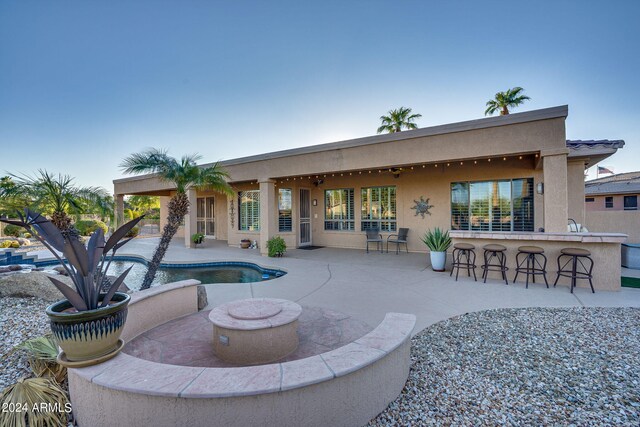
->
[{"left": 115, "top": 237, "right": 640, "bottom": 334}]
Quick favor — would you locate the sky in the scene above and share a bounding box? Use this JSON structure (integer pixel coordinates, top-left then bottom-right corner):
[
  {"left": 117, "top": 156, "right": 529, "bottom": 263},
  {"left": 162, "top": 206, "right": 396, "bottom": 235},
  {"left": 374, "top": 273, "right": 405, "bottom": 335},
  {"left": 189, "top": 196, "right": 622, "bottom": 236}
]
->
[{"left": 1, "top": 0, "right": 638, "bottom": 191}]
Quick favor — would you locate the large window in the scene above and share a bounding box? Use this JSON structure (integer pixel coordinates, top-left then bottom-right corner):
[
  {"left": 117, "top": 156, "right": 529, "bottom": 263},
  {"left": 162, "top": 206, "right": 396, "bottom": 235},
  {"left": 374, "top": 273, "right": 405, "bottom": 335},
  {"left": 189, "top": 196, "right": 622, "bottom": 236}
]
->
[
  {"left": 451, "top": 178, "right": 534, "bottom": 232},
  {"left": 624, "top": 195, "right": 638, "bottom": 210},
  {"left": 278, "top": 189, "right": 292, "bottom": 232},
  {"left": 324, "top": 189, "right": 354, "bottom": 231},
  {"left": 361, "top": 186, "right": 396, "bottom": 232},
  {"left": 238, "top": 190, "right": 260, "bottom": 231}
]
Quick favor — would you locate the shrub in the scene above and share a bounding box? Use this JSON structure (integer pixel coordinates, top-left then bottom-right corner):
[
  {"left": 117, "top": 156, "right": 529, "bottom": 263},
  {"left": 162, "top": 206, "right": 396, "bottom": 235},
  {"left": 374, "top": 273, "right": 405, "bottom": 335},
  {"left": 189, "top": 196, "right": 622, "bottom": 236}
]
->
[
  {"left": 10, "top": 240, "right": 20, "bottom": 248},
  {"left": 125, "top": 226, "right": 140, "bottom": 238},
  {"left": 74, "top": 219, "right": 108, "bottom": 236},
  {"left": 3, "top": 224, "right": 21, "bottom": 237},
  {"left": 192, "top": 233, "right": 204, "bottom": 245},
  {"left": 0, "top": 240, "right": 13, "bottom": 248},
  {"left": 266, "top": 236, "right": 286, "bottom": 257},
  {"left": 22, "top": 232, "right": 32, "bottom": 238}
]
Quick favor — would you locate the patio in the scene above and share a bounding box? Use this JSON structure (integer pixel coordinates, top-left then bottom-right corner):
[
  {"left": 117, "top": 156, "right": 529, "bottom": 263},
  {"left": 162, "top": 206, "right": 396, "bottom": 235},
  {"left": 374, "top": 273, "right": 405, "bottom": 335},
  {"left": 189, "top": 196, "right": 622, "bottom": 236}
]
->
[{"left": 116, "top": 237, "right": 640, "bottom": 334}]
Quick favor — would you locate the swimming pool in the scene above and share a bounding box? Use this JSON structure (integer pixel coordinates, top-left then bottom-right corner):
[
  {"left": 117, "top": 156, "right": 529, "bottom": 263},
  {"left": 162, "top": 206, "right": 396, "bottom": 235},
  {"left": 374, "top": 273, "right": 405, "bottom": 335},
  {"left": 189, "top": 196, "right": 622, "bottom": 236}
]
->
[{"left": 104, "top": 259, "right": 285, "bottom": 290}]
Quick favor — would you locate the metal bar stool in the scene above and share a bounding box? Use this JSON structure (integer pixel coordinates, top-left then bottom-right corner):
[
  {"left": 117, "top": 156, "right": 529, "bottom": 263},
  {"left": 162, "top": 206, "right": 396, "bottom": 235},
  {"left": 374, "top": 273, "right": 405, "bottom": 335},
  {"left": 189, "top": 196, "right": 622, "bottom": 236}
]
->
[
  {"left": 481, "top": 244, "right": 509, "bottom": 285},
  {"left": 450, "top": 243, "right": 477, "bottom": 281},
  {"left": 553, "top": 248, "right": 595, "bottom": 293},
  {"left": 513, "top": 246, "right": 549, "bottom": 288}
]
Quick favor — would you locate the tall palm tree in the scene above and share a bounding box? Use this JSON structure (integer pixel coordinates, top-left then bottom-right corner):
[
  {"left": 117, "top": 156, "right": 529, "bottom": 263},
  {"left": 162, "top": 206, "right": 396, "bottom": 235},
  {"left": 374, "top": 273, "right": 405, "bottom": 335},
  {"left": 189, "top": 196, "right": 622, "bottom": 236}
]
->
[
  {"left": 120, "top": 149, "right": 234, "bottom": 290},
  {"left": 485, "top": 87, "right": 530, "bottom": 116},
  {"left": 1, "top": 170, "right": 112, "bottom": 233},
  {"left": 377, "top": 107, "right": 422, "bottom": 133}
]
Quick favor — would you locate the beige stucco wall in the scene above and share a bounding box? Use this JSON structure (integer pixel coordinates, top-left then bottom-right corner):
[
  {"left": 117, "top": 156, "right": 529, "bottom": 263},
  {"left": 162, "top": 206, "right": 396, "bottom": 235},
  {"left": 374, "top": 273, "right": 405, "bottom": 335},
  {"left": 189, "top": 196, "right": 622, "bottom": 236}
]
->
[
  {"left": 585, "top": 194, "right": 639, "bottom": 212},
  {"left": 585, "top": 210, "right": 640, "bottom": 242},
  {"left": 224, "top": 159, "right": 545, "bottom": 251},
  {"left": 567, "top": 160, "right": 586, "bottom": 225}
]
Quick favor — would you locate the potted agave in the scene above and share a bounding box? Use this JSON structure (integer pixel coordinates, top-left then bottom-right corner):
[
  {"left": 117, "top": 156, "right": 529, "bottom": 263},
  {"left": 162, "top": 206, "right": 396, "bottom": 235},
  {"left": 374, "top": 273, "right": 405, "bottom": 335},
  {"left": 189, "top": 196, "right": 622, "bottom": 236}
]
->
[
  {"left": 1, "top": 209, "right": 143, "bottom": 366},
  {"left": 421, "top": 227, "right": 452, "bottom": 272}
]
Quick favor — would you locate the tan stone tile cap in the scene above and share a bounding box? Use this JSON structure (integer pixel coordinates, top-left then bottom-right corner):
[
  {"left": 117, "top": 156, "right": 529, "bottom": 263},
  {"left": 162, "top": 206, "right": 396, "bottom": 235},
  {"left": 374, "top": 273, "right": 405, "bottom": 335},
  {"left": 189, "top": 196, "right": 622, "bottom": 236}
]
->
[
  {"left": 130, "top": 279, "right": 202, "bottom": 305},
  {"left": 70, "top": 312, "right": 416, "bottom": 398},
  {"left": 450, "top": 231, "right": 627, "bottom": 243}
]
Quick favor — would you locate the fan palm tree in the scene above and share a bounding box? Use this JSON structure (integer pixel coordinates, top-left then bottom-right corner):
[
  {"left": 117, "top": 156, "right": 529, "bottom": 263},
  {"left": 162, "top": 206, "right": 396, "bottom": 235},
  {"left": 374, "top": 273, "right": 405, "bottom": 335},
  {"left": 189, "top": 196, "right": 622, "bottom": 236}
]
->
[
  {"left": 120, "top": 149, "right": 234, "bottom": 290},
  {"left": 0, "top": 170, "right": 112, "bottom": 233},
  {"left": 377, "top": 107, "right": 422, "bottom": 133},
  {"left": 485, "top": 87, "right": 530, "bottom": 116}
]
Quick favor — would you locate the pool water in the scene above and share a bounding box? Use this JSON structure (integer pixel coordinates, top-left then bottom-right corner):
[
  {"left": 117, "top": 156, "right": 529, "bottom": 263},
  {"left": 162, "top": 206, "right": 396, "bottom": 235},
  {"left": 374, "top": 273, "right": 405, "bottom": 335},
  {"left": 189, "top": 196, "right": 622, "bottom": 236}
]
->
[{"left": 106, "top": 260, "right": 278, "bottom": 290}]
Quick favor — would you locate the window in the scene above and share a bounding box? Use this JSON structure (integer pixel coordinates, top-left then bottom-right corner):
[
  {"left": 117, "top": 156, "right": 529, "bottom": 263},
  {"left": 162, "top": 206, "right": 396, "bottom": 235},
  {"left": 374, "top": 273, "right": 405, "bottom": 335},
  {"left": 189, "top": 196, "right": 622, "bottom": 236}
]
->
[
  {"left": 325, "top": 189, "right": 354, "bottom": 231},
  {"left": 278, "top": 189, "right": 292, "bottom": 232},
  {"left": 361, "top": 186, "right": 396, "bottom": 232},
  {"left": 451, "top": 178, "right": 534, "bottom": 232},
  {"left": 605, "top": 196, "right": 614, "bottom": 209},
  {"left": 585, "top": 197, "right": 595, "bottom": 203},
  {"left": 238, "top": 190, "right": 260, "bottom": 231},
  {"left": 624, "top": 195, "right": 638, "bottom": 210}
]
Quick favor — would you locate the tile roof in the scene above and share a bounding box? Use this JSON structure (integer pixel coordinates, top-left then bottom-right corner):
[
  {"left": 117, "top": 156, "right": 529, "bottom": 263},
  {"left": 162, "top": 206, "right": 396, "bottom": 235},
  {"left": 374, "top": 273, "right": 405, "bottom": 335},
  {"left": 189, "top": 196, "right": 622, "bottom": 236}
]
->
[
  {"left": 585, "top": 171, "right": 640, "bottom": 195},
  {"left": 566, "top": 139, "right": 625, "bottom": 150}
]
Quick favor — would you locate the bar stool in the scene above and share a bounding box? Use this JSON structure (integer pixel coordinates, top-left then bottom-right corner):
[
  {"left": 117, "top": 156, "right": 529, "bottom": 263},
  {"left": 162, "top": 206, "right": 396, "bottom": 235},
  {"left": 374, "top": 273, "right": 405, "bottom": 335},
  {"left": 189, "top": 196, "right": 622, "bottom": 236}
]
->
[
  {"left": 553, "top": 248, "right": 595, "bottom": 293},
  {"left": 513, "top": 246, "right": 549, "bottom": 288},
  {"left": 450, "top": 243, "right": 477, "bottom": 281},
  {"left": 481, "top": 244, "right": 509, "bottom": 285}
]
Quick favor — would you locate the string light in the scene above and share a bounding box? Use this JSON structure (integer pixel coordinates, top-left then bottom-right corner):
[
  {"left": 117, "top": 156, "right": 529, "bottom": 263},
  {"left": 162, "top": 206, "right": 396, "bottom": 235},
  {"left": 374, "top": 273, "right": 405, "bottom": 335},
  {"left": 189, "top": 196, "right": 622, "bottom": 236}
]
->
[
  {"left": 422, "top": 165, "right": 426, "bottom": 168},
  {"left": 518, "top": 156, "right": 523, "bottom": 160},
  {"left": 460, "top": 162, "right": 463, "bottom": 165},
  {"left": 503, "top": 157, "right": 507, "bottom": 161},
  {"left": 447, "top": 163, "right": 450, "bottom": 167},
  {"left": 488, "top": 159, "right": 491, "bottom": 162},
  {"left": 474, "top": 160, "right": 477, "bottom": 164}
]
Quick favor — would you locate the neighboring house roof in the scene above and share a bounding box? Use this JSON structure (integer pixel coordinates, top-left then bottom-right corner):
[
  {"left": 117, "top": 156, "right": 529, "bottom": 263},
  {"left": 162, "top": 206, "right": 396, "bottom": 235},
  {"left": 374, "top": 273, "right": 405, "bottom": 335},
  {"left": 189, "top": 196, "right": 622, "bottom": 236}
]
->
[
  {"left": 566, "top": 139, "right": 625, "bottom": 150},
  {"left": 585, "top": 171, "right": 640, "bottom": 196}
]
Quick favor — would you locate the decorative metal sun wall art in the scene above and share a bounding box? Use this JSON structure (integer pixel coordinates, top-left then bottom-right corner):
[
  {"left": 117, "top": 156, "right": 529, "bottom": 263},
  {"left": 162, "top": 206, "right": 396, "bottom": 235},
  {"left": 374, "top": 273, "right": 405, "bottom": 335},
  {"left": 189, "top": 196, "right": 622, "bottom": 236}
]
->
[{"left": 411, "top": 196, "right": 434, "bottom": 218}]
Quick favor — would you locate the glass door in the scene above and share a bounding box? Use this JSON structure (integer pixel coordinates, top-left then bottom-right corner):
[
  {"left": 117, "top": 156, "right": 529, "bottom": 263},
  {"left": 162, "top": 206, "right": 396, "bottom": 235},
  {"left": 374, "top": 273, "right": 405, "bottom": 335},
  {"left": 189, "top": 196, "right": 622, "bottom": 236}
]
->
[
  {"left": 299, "top": 189, "right": 311, "bottom": 247},
  {"left": 196, "top": 197, "right": 215, "bottom": 237}
]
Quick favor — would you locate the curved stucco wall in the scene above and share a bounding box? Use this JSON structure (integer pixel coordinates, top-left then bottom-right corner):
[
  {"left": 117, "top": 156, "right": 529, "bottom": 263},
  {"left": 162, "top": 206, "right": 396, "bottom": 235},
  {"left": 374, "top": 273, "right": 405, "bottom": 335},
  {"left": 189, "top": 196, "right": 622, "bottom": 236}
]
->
[{"left": 68, "top": 282, "right": 416, "bottom": 427}]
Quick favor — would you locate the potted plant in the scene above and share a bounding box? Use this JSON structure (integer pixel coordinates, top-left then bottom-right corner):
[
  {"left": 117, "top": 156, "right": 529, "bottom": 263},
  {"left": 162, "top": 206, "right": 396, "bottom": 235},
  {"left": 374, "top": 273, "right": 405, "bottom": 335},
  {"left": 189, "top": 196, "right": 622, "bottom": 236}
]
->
[
  {"left": 191, "top": 233, "right": 205, "bottom": 246},
  {"left": 1, "top": 209, "right": 143, "bottom": 366},
  {"left": 240, "top": 238, "right": 251, "bottom": 249},
  {"left": 266, "top": 235, "right": 286, "bottom": 257},
  {"left": 421, "top": 227, "right": 452, "bottom": 272}
]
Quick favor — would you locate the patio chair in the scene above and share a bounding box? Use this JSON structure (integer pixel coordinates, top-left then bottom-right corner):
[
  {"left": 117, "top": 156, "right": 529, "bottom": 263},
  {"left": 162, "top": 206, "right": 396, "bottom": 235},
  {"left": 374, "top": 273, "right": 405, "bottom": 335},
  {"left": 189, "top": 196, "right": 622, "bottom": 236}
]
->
[
  {"left": 365, "top": 228, "right": 383, "bottom": 253},
  {"left": 386, "top": 228, "right": 409, "bottom": 254}
]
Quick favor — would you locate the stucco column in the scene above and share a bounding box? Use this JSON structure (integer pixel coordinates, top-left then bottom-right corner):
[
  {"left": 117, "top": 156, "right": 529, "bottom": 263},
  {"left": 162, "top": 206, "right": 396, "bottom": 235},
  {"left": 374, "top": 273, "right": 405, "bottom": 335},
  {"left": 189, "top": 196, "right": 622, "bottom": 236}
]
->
[
  {"left": 259, "top": 180, "right": 277, "bottom": 256},
  {"left": 542, "top": 152, "right": 569, "bottom": 232},
  {"left": 115, "top": 194, "right": 124, "bottom": 230},
  {"left": 184, "top": 188, "right": 198, "bottom": 248}
]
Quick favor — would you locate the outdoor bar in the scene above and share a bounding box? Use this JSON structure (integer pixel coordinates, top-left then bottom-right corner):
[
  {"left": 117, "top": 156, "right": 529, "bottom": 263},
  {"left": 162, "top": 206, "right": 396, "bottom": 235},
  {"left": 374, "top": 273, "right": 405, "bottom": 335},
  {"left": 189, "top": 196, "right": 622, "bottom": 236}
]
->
[{"left": 450, "top": 231, "right": 627, "bottom": 291}]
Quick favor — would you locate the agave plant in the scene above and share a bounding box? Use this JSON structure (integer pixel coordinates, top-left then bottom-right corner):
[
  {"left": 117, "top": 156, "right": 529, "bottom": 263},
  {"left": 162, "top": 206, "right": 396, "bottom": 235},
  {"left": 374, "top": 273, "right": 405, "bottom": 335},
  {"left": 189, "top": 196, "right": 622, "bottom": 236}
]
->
[
  {"left": 421, "top": 227, "right": 452, "bottom": 252},
  {"left": 0, "top": 209, "right": 142, "bottom": 311}
]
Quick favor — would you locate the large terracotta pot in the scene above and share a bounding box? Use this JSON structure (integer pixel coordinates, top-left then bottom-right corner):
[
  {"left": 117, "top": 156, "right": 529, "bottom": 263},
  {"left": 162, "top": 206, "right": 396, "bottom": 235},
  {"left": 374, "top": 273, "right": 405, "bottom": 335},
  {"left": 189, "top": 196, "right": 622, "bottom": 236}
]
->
[{"left": 46, "top": 292, "right": 130, "bottom": 364}]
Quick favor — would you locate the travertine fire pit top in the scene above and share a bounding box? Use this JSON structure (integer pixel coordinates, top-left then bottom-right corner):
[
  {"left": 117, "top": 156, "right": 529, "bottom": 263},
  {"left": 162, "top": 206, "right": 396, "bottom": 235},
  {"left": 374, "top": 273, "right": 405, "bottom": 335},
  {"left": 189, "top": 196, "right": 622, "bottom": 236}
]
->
[{"left": 209, "top": 298, "right": 302, "bottom": 330}]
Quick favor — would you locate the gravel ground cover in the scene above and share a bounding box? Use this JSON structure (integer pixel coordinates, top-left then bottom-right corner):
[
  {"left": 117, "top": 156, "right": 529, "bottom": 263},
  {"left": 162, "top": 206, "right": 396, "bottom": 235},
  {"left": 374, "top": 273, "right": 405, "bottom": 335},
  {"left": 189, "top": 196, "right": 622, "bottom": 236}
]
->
[
  {"left": 0, "top": 297, "right": 50, "bottom": 389},
  {"left": 370, "top": 307, "right": 640, "bottom": 426}
]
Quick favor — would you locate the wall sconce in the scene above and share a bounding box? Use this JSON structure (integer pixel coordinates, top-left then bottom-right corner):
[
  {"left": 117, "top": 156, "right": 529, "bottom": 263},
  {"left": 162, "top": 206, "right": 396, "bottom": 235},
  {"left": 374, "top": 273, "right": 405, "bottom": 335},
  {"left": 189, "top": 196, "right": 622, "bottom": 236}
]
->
[
  {"left": 536, "top": 182, "right": 544, "bottom": 195},
  {"left": 312, "top": 199, "right": 318, "bottom": 206}
]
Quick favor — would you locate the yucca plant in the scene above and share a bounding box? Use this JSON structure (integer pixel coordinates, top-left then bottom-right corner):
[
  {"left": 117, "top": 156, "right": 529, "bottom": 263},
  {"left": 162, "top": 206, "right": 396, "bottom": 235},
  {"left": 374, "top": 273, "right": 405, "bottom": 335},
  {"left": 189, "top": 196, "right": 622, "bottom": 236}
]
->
[
  {"left": 16, "top": 335, "right": 67, "bottom": 384},
  {"left": 0, "top": 377, "right": 70, "bottom": 427},
  {"left": 0, "top": 208, "right": 142, "bottom": 311},
  {"left": 421, "top": 228, "right": 452, "bottom": 252}
]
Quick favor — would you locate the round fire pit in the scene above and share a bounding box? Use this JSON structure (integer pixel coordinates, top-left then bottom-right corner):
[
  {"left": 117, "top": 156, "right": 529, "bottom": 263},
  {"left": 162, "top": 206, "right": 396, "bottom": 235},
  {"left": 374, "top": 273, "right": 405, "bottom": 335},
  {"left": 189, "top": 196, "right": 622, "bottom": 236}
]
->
[{"left": 208, "top": 298, "right": 302, "bottom": 365}]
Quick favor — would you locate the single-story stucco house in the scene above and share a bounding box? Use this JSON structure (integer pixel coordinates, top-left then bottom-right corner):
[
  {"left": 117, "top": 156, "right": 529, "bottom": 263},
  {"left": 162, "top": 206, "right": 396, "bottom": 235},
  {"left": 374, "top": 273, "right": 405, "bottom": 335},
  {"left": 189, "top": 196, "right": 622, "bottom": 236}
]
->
[
  {"left": 114, "top": 105, "right": 623, "bottom": 252},
  {"left": 584, "top": 171, "right": 640, "bottom": 243}
]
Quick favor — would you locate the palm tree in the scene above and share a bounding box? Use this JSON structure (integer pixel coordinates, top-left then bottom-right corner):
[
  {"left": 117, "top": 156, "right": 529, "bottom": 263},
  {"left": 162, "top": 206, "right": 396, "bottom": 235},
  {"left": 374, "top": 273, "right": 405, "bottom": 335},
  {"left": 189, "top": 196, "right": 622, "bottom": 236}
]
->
[
  {"left": 485, "top": 87, "right": 530, "bottom": 116},
  {"left": 377, "top": 107, "right": 422, "bottom": 133},
  {"left": 1, "top": 170, "right": 112, "bottom": 233},
  {"left": 120, "top": 149, "right": 234, "bottom": 290}
]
